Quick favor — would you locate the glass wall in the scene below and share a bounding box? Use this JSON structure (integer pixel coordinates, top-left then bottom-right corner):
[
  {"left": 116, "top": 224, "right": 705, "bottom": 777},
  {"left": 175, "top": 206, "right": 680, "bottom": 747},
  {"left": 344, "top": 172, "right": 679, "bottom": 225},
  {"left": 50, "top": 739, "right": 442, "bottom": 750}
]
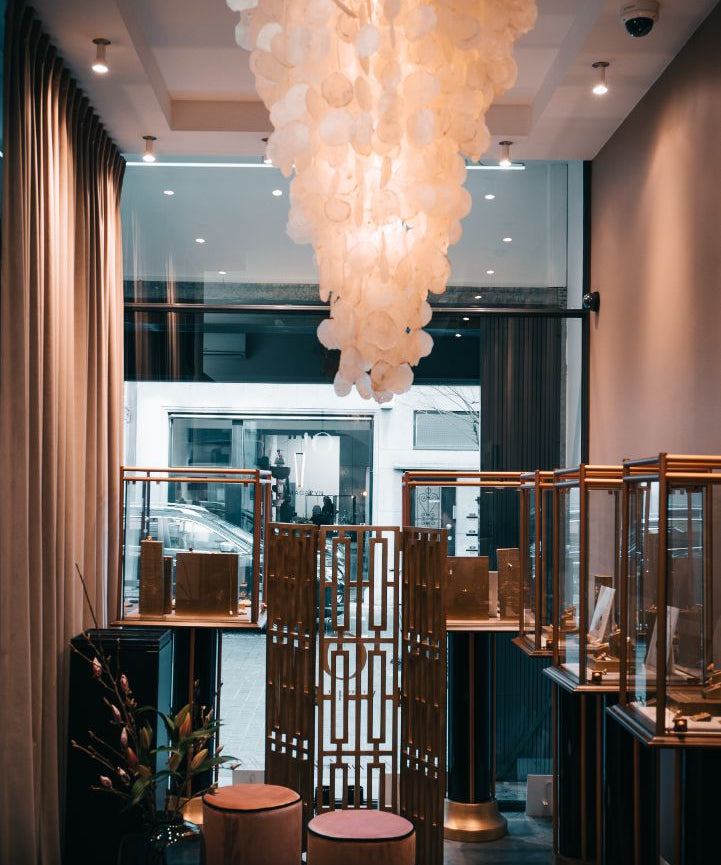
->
[{"left": 120, "top": 155, "right": 585, "bottom": 788}]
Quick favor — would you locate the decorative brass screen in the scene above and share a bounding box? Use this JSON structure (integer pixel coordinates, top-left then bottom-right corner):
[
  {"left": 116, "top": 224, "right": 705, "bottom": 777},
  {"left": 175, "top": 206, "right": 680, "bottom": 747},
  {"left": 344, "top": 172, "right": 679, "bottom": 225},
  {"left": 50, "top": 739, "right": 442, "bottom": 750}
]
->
[
  {"left": 265, "top": 524, "right": 318, "bottom": 828},
  {"left": 316, "top": 527, "right": 401, "bottom": 813},
  {"left": 400, "top": 528, "right": 447, "bottom": 865}
]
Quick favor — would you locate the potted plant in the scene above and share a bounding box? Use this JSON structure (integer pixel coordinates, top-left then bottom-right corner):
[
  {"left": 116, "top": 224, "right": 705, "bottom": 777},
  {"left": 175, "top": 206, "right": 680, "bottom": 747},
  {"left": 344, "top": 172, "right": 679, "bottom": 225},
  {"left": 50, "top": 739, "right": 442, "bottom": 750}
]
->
[{"left": 70, "top": 571, "right": 236, "bottom": 863}]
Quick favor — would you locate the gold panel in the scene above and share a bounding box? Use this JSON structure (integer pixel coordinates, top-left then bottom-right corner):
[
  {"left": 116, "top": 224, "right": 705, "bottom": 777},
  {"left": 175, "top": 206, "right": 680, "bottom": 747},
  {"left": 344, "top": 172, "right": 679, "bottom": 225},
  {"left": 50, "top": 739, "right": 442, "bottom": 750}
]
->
[
  {"left": 400, "top": 528, "right": 447, "bottom": 865},
  {"left": 265, "top": 524, "right": 318, "bottom": 831},
  {"left": 139, "top": 538, "right": 165, "bottom": 617},
  {"left": 497, "top": 547, "right": 521, "bottom": 618},
  {"left": 175, "top": 552, "right": 238, "bottom": 616},
  {"left": 447, "top": 556, "right": 489, "bottom": 622},
  {"left": 316, "top": 527, "right": 401, "bottom": 814}
]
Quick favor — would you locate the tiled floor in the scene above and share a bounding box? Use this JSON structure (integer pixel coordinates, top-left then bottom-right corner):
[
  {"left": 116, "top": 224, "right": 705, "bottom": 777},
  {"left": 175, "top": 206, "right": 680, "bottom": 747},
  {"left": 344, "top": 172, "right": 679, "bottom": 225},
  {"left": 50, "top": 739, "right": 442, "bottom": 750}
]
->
[
  {"left": 218, "top": 633, "right": 553, "bottom": 863},
  {"left": 445, "top": 815, "right": 552, "bottom": 864}
]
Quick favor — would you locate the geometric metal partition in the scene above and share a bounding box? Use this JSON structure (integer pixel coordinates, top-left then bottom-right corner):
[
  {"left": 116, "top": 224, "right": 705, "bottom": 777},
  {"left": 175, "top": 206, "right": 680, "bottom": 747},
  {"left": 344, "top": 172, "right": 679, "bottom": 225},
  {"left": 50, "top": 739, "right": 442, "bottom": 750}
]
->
[
  {"left": 265, "top": 524, "right": 318, "bottom": 830},
  {"left": 400, "top": 528, "right": 448, "bottom": 865},
  {"left": 316, "top": 526, "right": 401, "bottom": 813},
  {"left": 265, "top": 523, "right": 447, "bottom": 864}
]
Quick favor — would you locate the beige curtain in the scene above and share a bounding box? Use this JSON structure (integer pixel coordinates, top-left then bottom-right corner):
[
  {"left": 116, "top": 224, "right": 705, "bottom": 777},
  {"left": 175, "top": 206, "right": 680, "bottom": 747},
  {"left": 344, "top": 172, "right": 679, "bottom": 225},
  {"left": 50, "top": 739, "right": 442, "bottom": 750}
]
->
[{"left": 0, "top": 3, "right": 124, "bottom": 862}]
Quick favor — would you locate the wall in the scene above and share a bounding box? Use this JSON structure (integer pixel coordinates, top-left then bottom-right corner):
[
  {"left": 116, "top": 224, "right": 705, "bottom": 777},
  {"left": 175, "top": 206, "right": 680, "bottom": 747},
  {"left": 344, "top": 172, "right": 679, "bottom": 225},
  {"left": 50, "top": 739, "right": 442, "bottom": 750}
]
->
[
  {"left": 124, "top": 381, "right": 480, "bottom": 528},
  {"left": 589, "top": 3, "right": 721, "bottom": 462}
]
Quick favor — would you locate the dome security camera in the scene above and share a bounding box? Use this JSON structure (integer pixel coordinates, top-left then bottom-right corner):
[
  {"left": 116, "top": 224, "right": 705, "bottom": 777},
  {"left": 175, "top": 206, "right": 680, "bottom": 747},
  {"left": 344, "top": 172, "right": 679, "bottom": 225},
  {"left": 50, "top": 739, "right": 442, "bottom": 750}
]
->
[{"left": 620, "top": 1, "right": 660, "bottom": 37}]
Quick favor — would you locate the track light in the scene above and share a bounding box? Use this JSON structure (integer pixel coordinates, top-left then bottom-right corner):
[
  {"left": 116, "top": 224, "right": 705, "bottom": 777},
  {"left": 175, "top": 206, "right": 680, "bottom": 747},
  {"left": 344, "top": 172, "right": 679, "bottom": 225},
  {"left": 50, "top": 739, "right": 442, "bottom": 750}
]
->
[
  {"left": 592, "top": 61, "right": 609, "bottom": 96},
  {"left": 91, "top": 38, "right": 110, "bottom": 75},
  {"left": 142, "top": 135, "right": 157, "bottom": 163},
  {"left": 499, "top": 141, "right": 513, "bottom": 168}
]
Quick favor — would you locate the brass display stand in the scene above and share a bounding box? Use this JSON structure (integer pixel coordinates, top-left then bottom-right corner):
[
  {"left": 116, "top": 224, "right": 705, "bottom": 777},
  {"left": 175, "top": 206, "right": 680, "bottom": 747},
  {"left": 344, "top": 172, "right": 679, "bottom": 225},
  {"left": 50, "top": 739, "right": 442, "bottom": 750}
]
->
[{"left": 402, "top": 470, "right": 527, "bottom": 844}]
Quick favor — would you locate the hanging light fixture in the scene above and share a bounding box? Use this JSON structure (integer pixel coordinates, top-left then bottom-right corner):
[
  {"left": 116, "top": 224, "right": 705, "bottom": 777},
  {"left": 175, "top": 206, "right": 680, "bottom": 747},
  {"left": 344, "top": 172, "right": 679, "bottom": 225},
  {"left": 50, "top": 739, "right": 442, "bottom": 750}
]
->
[
  {"left": 592, "top": 61, "right": 609, "bottom": 96},
  {"left": 91, "top": 38, "right": 111, "bottom": 75},
  {"left": 228, "top": 0, "right": 537, "bottom": 401},
  {"left": 294, "top": 451, "right": 306, "bottom": 491},
  {"left": 141, "top": 135, "right": 157, "bottom": 163},
  {"left": 498, "top": 140, "right": 513, "bottom": 168}
]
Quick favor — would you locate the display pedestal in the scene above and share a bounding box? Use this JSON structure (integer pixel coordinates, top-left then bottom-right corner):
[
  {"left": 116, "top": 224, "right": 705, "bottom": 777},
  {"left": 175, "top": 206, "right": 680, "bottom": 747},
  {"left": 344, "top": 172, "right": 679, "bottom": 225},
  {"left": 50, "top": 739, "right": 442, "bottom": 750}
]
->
[{"left": 445, "top": 631, "right": 506, "bottom": 842}]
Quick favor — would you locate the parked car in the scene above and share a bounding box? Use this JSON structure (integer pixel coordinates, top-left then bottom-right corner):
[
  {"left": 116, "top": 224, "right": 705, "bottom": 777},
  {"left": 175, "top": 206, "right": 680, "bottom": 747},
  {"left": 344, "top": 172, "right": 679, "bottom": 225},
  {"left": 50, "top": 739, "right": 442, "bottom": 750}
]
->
[
  {"left": 123, "top": 502, "right": 345, "bottom": 623},
  {"left": 123, "top": 502, "right": 255, "bottom": 607}
]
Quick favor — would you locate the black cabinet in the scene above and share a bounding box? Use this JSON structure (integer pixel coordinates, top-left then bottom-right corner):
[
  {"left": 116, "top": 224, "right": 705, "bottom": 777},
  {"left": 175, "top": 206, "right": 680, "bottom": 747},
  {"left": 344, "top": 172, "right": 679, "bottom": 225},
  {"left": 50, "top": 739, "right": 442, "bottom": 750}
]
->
[{"left": 64, "top": 628, "right": 173, "bottom": 865}]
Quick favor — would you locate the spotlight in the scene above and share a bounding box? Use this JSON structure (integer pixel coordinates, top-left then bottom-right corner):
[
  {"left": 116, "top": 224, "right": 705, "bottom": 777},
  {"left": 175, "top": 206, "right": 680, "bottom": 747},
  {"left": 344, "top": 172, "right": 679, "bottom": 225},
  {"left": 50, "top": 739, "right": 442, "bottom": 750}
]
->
[
  {"left": 272, "top": 189, "right": 283, "bottom": 197},
  {"left": 499, "top": 140, "right": 513, "bottom": 168},
  {"left": 142, "top": 135, "right": 157, "bottom": 163},
  {"left": 592, "top": 61, "right": 609, "bottom": 96},
  {"left": 91, "top": 38, "right": 110, "bottom": 75},
  {"left": 163, "top": 189, "right": 174, "bottom": 196}
]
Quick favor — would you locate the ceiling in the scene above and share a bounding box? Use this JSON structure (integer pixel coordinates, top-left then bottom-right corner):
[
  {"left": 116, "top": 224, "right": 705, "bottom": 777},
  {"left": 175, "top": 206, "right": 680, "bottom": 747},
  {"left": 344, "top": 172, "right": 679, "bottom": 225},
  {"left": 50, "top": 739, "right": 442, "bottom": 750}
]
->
[{"left": 29, "top": 0, "right": 719, "bottom": 161}]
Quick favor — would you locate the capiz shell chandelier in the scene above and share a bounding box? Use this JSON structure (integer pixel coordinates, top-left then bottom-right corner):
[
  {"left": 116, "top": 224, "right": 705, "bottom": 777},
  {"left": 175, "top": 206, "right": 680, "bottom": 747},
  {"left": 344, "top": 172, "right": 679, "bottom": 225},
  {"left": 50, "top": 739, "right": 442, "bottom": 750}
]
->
[{"left": 228, "top": 0, "right": 537, "bottom": 402}]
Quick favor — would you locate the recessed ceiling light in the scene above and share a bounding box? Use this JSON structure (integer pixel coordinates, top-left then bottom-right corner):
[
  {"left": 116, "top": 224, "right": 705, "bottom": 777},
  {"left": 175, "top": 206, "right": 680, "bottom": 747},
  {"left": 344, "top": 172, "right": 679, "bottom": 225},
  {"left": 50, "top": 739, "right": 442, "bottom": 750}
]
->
[
  {"left": 502, "top": 237, "right": 512, "bottom": 243},
  {"left": 218, "top": 270, "right": 227, "bottom": 275},
  {"left": 195, "top": 238, "right": 205, "bottom": 244},
  {"left": 592, "top": 61, "right": 609, "bottom": 96},
  {"left": 463, "top": 316, "right": 470, "bottom": 321},
  {"left": 142, "top": 135, "right": 157, "bottom": 163},
  {"left": 475, "top": 294, "right": 482, "bottom": 300},
  {"left": 484, "top": 193, "right": 496, "bottom": 200},
  {"left": 163, "top": 189, "right": 174, "bottom": 196},
  {"left": 455, "top": 333, "right": 462, "bottom": 338},
  {"left": 272, "top": 189, "right": 283, "bottom": 197},
  {"left": 486, "top": 269, "right": 495, "bottom": 275},
  {"left": 91, "top": 38, "right": 110, "bottom": 75},
  {"left": 499, "top": 140, "right": 513, "bottom": 168}
]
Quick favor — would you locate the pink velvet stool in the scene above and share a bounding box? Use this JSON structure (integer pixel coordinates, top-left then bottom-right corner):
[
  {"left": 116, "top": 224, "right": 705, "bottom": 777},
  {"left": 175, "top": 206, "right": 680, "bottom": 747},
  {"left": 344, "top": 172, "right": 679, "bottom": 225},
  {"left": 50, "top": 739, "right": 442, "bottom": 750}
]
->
[
  {"left": 307, "top": 809, "right": 415, "bottom": 865},
  {"left": 202, "top": 784, "right": 301, "bottom": 865}
]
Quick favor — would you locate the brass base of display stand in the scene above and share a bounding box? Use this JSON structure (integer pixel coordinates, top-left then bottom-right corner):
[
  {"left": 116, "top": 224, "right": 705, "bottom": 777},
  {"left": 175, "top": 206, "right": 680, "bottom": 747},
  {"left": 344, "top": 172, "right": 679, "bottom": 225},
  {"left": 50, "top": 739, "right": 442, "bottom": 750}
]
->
[{"left": 443, "top": 798, "right": 508, "bottom": 842}]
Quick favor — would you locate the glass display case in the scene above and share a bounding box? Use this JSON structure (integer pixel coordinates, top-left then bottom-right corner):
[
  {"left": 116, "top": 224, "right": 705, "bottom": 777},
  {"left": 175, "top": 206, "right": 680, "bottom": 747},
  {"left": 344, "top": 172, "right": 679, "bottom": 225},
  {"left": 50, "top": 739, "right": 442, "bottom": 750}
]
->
[
  {"left": 402, "top": 471, "right": 524, "bottom": 628},
  {"left": 117, "top": 467, "right": 271, "bottom": 626},
  {"left": 516, "top": 471, "right": 554, "bottom": 655},
  {"left": 610, "top": 455, "right": 721, "bottom": 746},
  {"left": 552, "top": 465, "right": 623, "bottom": 688}
]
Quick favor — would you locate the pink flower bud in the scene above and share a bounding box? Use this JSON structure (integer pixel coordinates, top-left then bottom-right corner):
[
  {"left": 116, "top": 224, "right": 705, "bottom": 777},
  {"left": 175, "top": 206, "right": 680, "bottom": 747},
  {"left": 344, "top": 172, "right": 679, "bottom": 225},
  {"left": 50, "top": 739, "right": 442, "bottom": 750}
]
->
[
  {"left": 120, "top": 674, "right": 129, "bottom": 693},
  {"left": 120, "top": 727, "right": 128, "bottom": 748},
  {"left": 111, "top": 705, "right": 121, "bottom": 723},
  {"left": 126, "top": 747, "right": 138, "bottom": 769},
  {"left": 99, "top": 776, "right": 112, "bottom": 788},
  {"left": 92, "top": 657, "right": 102, "bottom": 679},
  {"left": 117, "top": 768, "right": 130, "bottom": 784}
]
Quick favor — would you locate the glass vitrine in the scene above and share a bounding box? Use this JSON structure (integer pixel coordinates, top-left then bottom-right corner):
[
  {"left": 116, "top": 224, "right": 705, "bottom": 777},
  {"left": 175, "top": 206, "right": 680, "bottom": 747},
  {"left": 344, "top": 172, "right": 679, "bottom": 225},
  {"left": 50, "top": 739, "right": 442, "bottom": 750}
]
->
[
  {"left": 118, "top": 467, "right": 271, "bottom": 626},
  {"left": 611, "top": 455, "right": 721, "bottom": 746},
  {"left": 402, "top": 470, "right": 524, "bottom": 628},
  {"left": 516, "top": 471, "right": 554, "bottom": 655},
  {"left": 553, "top": 466, "right": 623, "bottom": 688}
]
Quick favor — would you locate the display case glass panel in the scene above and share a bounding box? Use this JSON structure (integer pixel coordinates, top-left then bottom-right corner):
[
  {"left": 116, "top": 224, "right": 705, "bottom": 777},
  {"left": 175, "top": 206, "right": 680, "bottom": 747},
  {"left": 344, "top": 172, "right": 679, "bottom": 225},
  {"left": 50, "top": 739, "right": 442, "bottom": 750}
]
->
[
  {"left": 553, "top": 466, "right": 623, "bottom": 688},
  {"left": 403, "top": 471, "right": 523, "bottom": 628},
  {"left": 615, "top": 455, "right": 721, "bottom": 745},
  {"left": 119, "top": 467, "right": 271, "bottom": 626},
  {"left": 517, "top": 471, "right": 554, "bottom": 655}
]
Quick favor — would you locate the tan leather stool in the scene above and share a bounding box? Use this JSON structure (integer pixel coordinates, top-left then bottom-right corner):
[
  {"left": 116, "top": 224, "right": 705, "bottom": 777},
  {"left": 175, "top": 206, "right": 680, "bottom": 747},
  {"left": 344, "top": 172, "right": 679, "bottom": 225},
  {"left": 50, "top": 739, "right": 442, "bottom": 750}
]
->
[
  {"left": 202, "top": 784, "right": 301, "bottom": 865},
  {"left": 307, "top": 809, "right": 415, "bottom": 865}
]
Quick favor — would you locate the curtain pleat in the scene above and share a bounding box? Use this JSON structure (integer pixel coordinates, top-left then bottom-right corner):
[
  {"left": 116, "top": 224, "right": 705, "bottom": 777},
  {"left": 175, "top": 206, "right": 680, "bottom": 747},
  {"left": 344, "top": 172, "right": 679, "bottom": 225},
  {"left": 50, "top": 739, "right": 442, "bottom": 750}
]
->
[{"left": 0, "top": 3, "right": 125, "bottom": 862}]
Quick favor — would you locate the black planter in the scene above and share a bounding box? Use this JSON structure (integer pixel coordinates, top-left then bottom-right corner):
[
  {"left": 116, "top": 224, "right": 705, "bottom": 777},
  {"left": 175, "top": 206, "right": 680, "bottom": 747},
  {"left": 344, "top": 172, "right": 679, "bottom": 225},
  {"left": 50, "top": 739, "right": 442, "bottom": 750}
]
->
[{"left": 117, "top": 819, "right": 201, "bottom": 865}]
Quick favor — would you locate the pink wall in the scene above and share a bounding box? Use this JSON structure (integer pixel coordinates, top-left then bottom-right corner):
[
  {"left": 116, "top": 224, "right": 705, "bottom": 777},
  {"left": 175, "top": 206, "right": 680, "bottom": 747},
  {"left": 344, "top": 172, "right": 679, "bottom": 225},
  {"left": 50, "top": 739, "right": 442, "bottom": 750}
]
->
[{"left": 589, "top": 4, "right": 721, "bottom": 463}]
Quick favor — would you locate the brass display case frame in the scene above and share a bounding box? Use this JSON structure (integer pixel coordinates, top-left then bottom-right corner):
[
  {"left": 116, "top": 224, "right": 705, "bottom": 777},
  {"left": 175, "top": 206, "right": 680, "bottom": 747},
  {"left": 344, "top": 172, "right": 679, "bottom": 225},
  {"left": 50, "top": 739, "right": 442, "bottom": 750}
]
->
[
  {"left": 549, "top": 464, "right": 623, "bottom": 692},
  {"left": 401, "top": 470, "right": 524, "bottom": 631},
  {"left": 609, "top": 454, "right": 721, "bottom": 749},
  {"left": 515, "top": 470, "right": 555, "bottom": 657},
  {"left": 117, "top": 466, "right": 272, "bottom": 627}
]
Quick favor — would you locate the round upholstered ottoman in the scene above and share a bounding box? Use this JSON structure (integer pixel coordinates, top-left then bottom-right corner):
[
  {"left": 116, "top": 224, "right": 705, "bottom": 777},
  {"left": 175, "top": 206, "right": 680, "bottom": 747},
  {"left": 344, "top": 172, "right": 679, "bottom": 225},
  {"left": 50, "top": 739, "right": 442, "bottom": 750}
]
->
[
  {"left": 202, "top": 784, "right": 301, "bottom": 865},
  {"left": 307, "top": 809, "right": 415, "bottom": 865}
]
